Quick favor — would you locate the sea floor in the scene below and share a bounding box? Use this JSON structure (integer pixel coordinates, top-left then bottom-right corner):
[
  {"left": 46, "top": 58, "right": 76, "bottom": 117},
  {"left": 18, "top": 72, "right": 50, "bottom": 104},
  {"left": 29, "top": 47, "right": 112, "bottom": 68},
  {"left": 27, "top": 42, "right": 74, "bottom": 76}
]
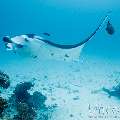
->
[{"left": 0, "top": 52, "right": 120, "bottom": 120}]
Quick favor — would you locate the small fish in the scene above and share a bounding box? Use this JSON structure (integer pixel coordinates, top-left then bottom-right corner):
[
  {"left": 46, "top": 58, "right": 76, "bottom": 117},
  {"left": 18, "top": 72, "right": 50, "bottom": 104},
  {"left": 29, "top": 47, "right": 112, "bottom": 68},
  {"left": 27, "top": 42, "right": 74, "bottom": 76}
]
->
[
  {"left": 43, "top": 32, "right": 51, "bottom": 36},
  {"left": 106, "top": 21, "right": 115, "bottom": 35},
  {"left": 26, "top": 34, "right": 36, "bottom": 38}
]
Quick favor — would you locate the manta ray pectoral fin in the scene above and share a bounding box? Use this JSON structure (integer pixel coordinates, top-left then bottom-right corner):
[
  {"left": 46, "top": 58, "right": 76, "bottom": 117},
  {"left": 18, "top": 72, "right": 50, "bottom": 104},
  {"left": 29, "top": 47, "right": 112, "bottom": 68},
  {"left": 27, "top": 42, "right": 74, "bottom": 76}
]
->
[
  {"left": 35, "top": 41, "right": 85, "bottom": 61},
  {"left": 69, "top": 44, "right": 85, "bottom": 61}
]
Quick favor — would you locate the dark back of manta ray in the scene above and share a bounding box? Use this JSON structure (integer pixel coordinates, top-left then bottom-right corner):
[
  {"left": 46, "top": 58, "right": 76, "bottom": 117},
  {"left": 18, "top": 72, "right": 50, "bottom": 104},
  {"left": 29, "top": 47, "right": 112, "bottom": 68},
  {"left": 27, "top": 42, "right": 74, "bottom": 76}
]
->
[{"left": 106, "top": 21, "right": 115, "bottom": 35}]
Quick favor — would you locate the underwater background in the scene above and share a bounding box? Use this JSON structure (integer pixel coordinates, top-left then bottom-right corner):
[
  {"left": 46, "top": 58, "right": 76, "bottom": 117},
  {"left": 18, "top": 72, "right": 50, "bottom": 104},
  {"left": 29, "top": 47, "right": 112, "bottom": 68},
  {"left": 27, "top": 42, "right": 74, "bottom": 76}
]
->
[{"left": 0, "top": 0, "right": 120, "bottom": 120}]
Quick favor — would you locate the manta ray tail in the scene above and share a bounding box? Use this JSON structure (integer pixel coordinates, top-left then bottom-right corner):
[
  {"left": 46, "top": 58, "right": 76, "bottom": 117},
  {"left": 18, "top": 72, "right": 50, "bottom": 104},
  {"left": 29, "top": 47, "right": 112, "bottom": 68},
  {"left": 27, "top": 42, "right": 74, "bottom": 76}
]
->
[
  {"left": 30, "top": 13, "right": 110, "bottom": 61},
  {"left": 37, "top": 12, "right": 110, "bottom": 49}
]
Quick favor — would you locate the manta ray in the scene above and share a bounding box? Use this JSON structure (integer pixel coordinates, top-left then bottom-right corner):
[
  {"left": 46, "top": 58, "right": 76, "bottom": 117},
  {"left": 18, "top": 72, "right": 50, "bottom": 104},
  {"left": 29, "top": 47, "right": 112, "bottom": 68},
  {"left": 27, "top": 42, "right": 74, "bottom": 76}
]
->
[{"left": 3, "top": 14, "right": 109, "bottom": 61}]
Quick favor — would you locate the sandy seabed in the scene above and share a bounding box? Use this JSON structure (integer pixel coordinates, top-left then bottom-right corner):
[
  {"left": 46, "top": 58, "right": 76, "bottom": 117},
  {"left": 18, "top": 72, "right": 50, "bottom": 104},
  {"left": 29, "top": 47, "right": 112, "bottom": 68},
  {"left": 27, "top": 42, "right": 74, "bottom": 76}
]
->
[{"left": 0, "top": 51, "right": 120, "bottom": 120}]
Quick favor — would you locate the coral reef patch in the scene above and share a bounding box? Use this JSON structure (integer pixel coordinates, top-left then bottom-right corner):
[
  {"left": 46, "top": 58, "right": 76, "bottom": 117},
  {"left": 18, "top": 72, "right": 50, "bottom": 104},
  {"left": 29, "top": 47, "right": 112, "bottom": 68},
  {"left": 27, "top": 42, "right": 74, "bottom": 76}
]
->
[
  {"left": 13, "top": 82, "right": 34, "bottom": 103},
  {"left": 0, "top": 97, "right": 8, "bottom": 117},
  {"left": 0, "top": 71, "right": 10, "bottom": 89},
  {"left": 13, "top": 102, "right": 36, "bottom": 120},
  {"left": 0, "top": 81, "right": 56, "bottom": 120}
]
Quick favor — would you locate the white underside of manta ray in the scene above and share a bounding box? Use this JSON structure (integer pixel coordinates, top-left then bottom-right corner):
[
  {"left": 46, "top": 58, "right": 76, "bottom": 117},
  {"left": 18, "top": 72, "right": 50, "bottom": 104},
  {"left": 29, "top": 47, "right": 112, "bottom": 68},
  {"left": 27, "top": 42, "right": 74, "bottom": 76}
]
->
[{"left": 3, "top": 14, "right": 109, "bottom": 61}]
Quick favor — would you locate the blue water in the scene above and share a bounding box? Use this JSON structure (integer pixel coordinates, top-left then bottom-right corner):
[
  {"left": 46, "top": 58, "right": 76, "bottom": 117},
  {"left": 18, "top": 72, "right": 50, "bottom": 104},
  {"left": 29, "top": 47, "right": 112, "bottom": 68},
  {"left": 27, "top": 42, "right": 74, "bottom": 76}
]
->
[
  {"left": 0, "top": 0, "right": 120, "bottom": 59},
  {"left": 0, "top": 1, "right": 120, "bottom": 120}
]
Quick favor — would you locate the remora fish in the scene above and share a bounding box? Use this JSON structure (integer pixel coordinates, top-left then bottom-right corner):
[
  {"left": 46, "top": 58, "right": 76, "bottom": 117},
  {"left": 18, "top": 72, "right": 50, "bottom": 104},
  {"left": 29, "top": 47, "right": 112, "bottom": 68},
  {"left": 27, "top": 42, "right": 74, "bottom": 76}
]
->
[{"left": 3, "top": 14, "right": 109, "bottom": 61}]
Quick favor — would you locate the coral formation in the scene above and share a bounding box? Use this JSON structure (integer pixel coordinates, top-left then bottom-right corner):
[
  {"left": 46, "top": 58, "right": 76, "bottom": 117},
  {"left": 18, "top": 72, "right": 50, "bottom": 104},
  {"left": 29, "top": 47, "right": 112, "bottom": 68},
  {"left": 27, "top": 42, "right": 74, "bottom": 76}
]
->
[
  {"left": 28, "top": 91, "right": 47, "bottom": 109},
  {"left": 0, "top": 71, "right": 10, "bottom": 89},
  {"left": 12, "top": 82, "right": 49, "bottom": 120},
  {"left": 13, "top": 82, "right": 33, "bottom": 103},
  {"left": 0, "top": 97, "right": 8, "bottom": 117},
  {"left": 13, "top": 102, "right": 36, "bottom": 120},
  {"left": 0, "top": 81, "right": 56, "bottom": 120}
]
